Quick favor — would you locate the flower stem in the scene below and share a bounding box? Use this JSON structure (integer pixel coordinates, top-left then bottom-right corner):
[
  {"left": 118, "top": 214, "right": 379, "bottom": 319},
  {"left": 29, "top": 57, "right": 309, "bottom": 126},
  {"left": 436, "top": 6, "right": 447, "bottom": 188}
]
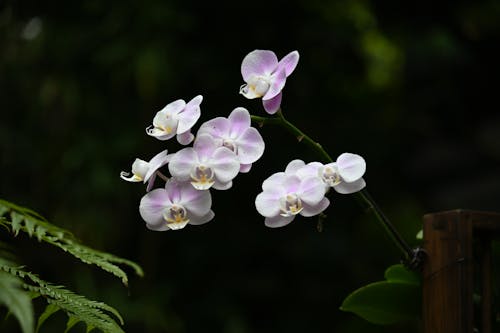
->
[{"left": 251, "top": 110, "right": 413, "bottom": 262}]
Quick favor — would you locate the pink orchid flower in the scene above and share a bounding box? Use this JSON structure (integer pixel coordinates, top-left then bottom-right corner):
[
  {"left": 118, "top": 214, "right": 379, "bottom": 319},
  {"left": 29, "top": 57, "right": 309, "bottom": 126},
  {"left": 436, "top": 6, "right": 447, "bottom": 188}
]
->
[{"left": 239, "top": 50, "right": 299, "bottom": 114}]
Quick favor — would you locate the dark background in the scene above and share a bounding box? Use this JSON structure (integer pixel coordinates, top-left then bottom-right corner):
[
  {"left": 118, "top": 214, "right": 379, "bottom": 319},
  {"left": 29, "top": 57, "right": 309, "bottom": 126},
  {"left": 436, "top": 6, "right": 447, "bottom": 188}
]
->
[{"left": 1, "top": 0, "right": 500, "bottom": 332}]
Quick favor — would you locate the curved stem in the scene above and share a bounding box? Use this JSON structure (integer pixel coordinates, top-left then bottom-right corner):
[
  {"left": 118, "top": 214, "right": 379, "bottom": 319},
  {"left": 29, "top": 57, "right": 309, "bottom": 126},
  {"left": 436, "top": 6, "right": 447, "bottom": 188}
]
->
[
  {"left": 251, "top": 110, "right": 413, "bottom": 262},
  {"left": 252, "top": 111, "right": 333, "bottom": 163}
]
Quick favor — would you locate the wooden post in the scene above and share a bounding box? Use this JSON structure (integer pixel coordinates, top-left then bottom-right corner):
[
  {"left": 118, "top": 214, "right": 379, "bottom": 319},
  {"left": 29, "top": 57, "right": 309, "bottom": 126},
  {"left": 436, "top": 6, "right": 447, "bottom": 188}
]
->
[{"left": 422, "top": 210, "right": 500, "bottom": 333}]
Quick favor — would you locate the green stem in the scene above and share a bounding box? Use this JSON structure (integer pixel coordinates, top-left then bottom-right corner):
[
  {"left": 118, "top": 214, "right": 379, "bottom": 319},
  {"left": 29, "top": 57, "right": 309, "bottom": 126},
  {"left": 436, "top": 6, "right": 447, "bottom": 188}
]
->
[
  {"left": 252, "top": 111, "right": 333, "bottom": 163},
  {"left": 251, "top": 110, "right": 413, "bottom": 262}
]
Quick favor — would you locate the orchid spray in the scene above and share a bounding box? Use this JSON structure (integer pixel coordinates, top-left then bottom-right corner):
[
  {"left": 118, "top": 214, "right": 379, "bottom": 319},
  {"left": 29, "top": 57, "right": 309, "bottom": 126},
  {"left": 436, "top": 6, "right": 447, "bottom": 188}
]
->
[{"left": 121, "top": 49, "right": 424, "bottom": 326}]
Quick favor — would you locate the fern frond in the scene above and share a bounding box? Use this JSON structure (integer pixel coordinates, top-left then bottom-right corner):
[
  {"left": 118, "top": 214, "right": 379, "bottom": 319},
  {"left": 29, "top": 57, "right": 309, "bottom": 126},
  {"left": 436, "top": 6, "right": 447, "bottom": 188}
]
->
[
  {"left": 0, "top": 257, "right": 34, "bottom": 333},
  {"left": 0, "top": 199, "right": 144, "bottom": 285},
  {"left": 0, "top": 264, "right": 124, "bottom": 333}
]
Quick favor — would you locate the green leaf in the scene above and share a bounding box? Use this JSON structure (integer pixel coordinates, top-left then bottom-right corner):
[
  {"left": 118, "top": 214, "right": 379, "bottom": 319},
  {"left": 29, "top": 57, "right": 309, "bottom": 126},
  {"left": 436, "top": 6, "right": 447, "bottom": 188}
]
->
[
  {"left": 0, "top": 198, "right": 143, "bottom": 285},
  {"left": 0, "top": 270, "right": 34, "bottom": 333},
  {"left": 64, "top": 315, "right": 81, "bottom": 333},
  {"left": 416, "top": 229, "right": 423, "bottom": 240},
  {"left": 384, "top": 264, "right": 420, "bottom": 286},
  {"left": 2, "top": 264, "right": 125, "bottom": 333},
  {"left": 36, "top": 303, "right": 60, "bottom": 333},
  {"left": 340, "top": 281, "right": 421, "bottom": 325},
  {"left": 10, "top": 211, "right": 24, "bottom": 236},
  {"left": 340, "top": 264, "right": 422, "bottom": 325}
]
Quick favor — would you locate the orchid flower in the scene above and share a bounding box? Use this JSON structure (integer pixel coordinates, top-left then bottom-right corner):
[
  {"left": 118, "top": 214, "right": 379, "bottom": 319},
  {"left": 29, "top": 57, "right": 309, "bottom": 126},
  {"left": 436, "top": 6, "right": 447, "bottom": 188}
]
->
[
  {"left": 239, "top": 50, "right": 299, "bottom": 114},
  {"left": 146, "top": 95, "right": 202, "bottom": 145},
  {"left": 120, "top": 149, "right": 170, "bottom": 191},
  {"left": 275, "top": 155, "right": 366, "bottom": 194},
  {"left": 139, "top": 179, "right": 214, "bottom": 231},
  {"left": 255, "top": 174, "right": 329, "bottom": 228},
  {"left": 197, "top": 107, "right": 265, "bottom": 173},
  {"left": 168, "top": 134, "right": 240, "bottom": 190},
  {"left": 321, "top": 153, "right": 366, "bottom": 194}
]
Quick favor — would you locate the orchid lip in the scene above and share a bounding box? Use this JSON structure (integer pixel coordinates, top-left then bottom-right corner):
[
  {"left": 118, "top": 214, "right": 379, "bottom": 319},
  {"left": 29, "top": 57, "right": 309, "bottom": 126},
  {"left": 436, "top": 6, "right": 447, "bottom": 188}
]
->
[
  {"left": 161, "top": 125, "right": 173, "bottom": 134},
  {"left": 321, "top": 166, "right": 342, "bottom": 187},
  {"left": 190, "top": 165, "right": 215, "bottom": 190},
  {"left": 222, "top": 139, "right": 237, "bottom": 153},
  {"left": 120, "top": 171, "right": 143, "bottom": 182},
  {"left": 279, "top": 193, "right": 303, "bottom": 217},
  {"left": 163, "top": 204, "right": 190, "bottom": 229}
]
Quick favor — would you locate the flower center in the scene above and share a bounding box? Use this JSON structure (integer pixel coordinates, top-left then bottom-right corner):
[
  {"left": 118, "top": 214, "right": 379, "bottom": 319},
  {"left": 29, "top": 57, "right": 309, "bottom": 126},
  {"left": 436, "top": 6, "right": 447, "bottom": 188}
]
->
[
  {"left": 164, "top": 204, "right": 189, "bottom": 230},
  {"left": 160, "top": 115, "right": 178, "bottom": 134},
  {"left": 321, "top": 166, "right": 341, "bottom": 187},
  {"left": 279, "top": 193, "right": 303, "bottom": 217},
  {"left": 239, "top": 75, "right": 271, "bottom": 98},
  {"left": 249, "top": 77, "right": 270, "bottom": 97},
  {"left": 190, "top": 164, "right": 215, "bottom": 190},
  {"left": 222, "top": 139, "right": 237, "bottom": 153}
]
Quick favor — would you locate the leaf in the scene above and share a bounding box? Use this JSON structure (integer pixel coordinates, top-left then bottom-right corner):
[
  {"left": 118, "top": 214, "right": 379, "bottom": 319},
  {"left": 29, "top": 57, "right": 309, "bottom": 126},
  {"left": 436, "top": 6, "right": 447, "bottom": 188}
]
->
[
  {"left": 0, "top": 270, "right": 34, "bottom": 333},
  {"left": 0, "top": 198, "right": 143, "bottom": 285},
  {"left": 1, "top": 264, "right": 125, "bottom": 333},
  {"left": 64, "top": 315, "right": 81, "bottom": 333},
  {"left": 340, "top": 264, "right": 422, "bottom": 325},
  {"left": 36, "top": 303, "right": 60, "bottom": 333},
  {"left": 416, "top": 229, "right": 423, "bottom": 240},
  {"left": 384, "top": 264, "right": 420, "bottom": 286},
  {"left": 10, "top": 211, "right": 24, "bottom": 236},
  {"left": 340, "top": 281, "right": 421, "bottom": 325}
]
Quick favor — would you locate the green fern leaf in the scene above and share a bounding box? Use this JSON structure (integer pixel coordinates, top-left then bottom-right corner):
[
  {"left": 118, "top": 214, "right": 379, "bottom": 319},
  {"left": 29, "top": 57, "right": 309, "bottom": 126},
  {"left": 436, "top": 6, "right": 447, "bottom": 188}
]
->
[
  {"left": 1, "top": 264, "right": 125, "bottom": 333},
  {"left": 0, "top": 205, "right": 8, "bottom": 216},
  {"left": 10, "top": 211, "right": 24, "bottom": 236},
  {"left": 0, "top": 198, "right": 143, "bottom": 285},
  {"left": 36, "top": 303, "right": 60, "bottom": 333},
  {"left": 64, "top": 315, "right": 81, "bottom": 333},
  {"left": 0, "top": 259, "right": 34, "bottom": 333}
]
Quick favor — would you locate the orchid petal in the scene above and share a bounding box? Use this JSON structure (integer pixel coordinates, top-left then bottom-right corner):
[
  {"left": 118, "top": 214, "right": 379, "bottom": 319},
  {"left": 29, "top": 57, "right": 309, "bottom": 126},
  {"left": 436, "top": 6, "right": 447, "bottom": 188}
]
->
[
  {"left": 197, "top": 117, "right": 230, "bottom": 139},
  {"left": 281, "top": 175, "right": 302, "bottom": 193},
  {"left": 241, "top": 50, "right": 278, "bottom": 81},
  {"left": 160, "top": 99, "right": 186, "bottom": 116},
  {"left": 239, "top": 163, "right": 252, "bottom": 173},
  {"left": 264, "top": 215, "right": 295, "bottom": 228},
  {"left": 300, "top": 197, "right": 330, "bottom": 217},
  {"left": 255, "top": 188, "right": 284, "bottom": 217},
  {"left": 189, "top": 210, "right": 215, "bottom": 225},
  {"left": 285, "top": 159, "right": 306, "bottom": 175},
  {"left": 144, "top": 150, "right": 170, "bottom": 182},
  {"left": 146, "top": 173, "right": 157, "bottom": 192},
  {"left": 210, "top": 147, "right": 240, "bottom": 183},
  {"left": 337, "top": 153, "right": 366, "bottom": 182},
  {"left": 139, "top": 189, "right": 171, "bottom": 226},
  {"left": 228, "top": 107, "right": 251, "bottom": 138},
  {"left": 168, "top": 148, "right": 198, "bottom": 181},
  {"left": 179, "top": 184, "right": 212, "bottom": 217},
  {"left": 146, "top": 223, "right": 171, "bottom": 231},
  {"left": 334, "top": 178, "right": 366, "bottom": 194},
  {"left": 276, "top": 51, "right": 300, "bottom": 77},
  {"left": 262, "top": 92, "right": 282, "bottom": 114},
  {"left": 176, "top": 131, "right": 194, "bottom": 145},
  {"left": 193, "top": 134, "right": 218, "bottom": 160},
  {"left": 212, "top": 180, "right": 232, "bottom": 190},
  {"left": 263, "top": 68, "right": 286, "bottom": 100},
  {"left": 235, "top": 127, "right": 265, "bottom": 164},
  {"left": 298, "top": 177, "right": 325, "bottom": 205},
  {"left": 262, "top": 172, "right": 286, "bottom": 191},
  {"left": 296, "top": 162, "right": 323, "bottom": 180},
  {"left": 177, "top": 95, "right": 202, "bottom": 134}
]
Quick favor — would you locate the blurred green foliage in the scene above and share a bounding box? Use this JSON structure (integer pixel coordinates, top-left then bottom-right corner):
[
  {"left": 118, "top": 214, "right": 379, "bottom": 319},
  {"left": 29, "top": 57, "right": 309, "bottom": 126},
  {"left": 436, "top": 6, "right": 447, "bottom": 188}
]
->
[{"left": 1, "top": 0, "right": 500, "bottom": 332}]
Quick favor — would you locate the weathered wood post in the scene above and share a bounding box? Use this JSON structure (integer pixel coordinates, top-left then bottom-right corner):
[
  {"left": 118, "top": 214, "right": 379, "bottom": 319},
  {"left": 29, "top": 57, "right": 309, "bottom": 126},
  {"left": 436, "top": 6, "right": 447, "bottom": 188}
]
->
[{"left": 423, "top": 210, "right": 500, "bottom": 333}]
